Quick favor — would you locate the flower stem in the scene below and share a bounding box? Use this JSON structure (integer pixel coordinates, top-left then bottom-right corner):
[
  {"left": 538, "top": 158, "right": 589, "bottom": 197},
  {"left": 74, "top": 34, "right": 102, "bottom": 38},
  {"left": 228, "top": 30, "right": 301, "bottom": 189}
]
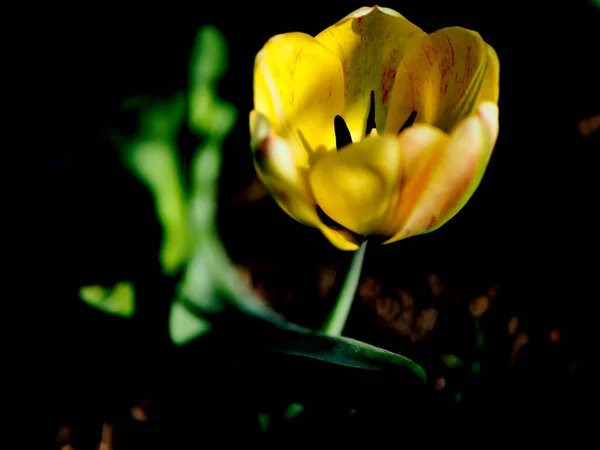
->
[{"left": 321, "top": 241, "right": 368, "bottom": 337}]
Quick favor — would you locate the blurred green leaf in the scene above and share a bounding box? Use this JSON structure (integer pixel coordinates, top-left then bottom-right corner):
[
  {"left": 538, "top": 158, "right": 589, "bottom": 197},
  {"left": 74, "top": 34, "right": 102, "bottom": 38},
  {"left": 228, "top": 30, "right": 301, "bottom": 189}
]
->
[
  {"left": 471, "top": 361, "right": 481, "bottom": 374},
  {"left": 189, "top": 26, "right": 236, "bottom": 137},
  {"left": 258, "top": 413, "right": 270, "bottom": 432},
  {"left": 79, "top": 281, "right": 135, "bottom": 318},
  {"left": 441, "top": 354, "right": 464, "bottom": 368},
  {"left": 284, "top": 403, "right": 305, "bottom": 420},
  {"left": 178, "top": 251, "right": 221, "bottom": 313},
  {"left": 123, "top": 94, "right": 188, "bottom": 275},
  {"left": 169, "top": 300, "right": 212, "bottom": 346},
  {"left": 191, "top": 25, "right": 228, "bottom": 81}
]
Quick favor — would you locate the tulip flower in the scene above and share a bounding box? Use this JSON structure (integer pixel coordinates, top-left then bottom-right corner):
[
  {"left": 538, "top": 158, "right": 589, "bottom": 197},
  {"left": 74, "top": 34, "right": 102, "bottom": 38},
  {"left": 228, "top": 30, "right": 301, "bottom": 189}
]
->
[{"left": 249, "top": 5, "right": 499, "bottom": 250}]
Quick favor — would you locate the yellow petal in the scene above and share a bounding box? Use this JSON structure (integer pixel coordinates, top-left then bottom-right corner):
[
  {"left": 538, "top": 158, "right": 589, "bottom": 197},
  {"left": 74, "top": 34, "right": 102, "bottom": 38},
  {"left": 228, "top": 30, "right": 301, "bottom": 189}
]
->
[
  {"left": 253, "top": 32, "right": 345, "bottom": 163},
  {"left": 250, "top": 112, "right": 359, "bottom": 251},
  {"left": 309, "top": 136, "right": 402, "bottom": 236},
  {"left": 385, "top": 27, "right": 489, "bottom": 135},
  {"left": 382, "top": 102, "right": 498, "bottom": 244},
  {"left": 477, "top": 101, "right": 500, "bottom": 149},
  {"left": 315, "top": 6, "right": 425, "bottom": 141},
  {"left": 318, "top": 225, "right": 360, "bottom": 251},
  {"left": 250, "top": 110, "right": 314, "bottom": 225},
  {"left": 263, "top": 178, "right": 359, "bottom": 251},
  {"left": 476, "top": 44, "right": 500, "bottom": 105}
]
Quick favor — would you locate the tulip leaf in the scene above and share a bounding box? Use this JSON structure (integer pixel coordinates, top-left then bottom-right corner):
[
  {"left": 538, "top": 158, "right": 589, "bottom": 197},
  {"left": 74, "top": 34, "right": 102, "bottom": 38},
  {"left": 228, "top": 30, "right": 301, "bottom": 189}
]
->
[
  {"left": 198, "top": 304, "right": 427, "bottom": 385},
  {"left": 121, "top": 93, "right": 188, "bottom": 275},
  {"left": 169, "top": 300, "right": 212, "bottom": 346},
  {"left": 79, "top": 281, "right": 135, "bottom": 318},
  {"left": 189, "top": 25, "right": 236, "bottom": 137},
  {"left": 261, "top": 324, "right": 427, "bottom": 383}
]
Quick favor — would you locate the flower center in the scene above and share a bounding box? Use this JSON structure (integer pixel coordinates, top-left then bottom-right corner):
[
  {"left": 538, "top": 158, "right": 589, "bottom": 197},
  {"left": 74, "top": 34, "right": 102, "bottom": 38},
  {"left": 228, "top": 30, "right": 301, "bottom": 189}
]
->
[{"left": 316, "top": 93, "right": 418, "bottom": 241}]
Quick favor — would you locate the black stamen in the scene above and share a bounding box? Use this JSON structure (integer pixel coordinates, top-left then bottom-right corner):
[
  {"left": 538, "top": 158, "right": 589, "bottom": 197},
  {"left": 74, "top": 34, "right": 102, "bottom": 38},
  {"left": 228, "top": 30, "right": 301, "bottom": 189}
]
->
[
  {"left": 334, "top": 115, "right": 353, "bottom": 150},
  {"left": 365, "top": 90, "right": 376, "bottom": 136},
  {"left": 316, "top": 206, "right": 368, "bottom": 244},
  {"left": 316, "top": 205, "right": 344, "bottom": 229},
  {"left": 398, "top": 110, "right": 418, "bottom": 135}
]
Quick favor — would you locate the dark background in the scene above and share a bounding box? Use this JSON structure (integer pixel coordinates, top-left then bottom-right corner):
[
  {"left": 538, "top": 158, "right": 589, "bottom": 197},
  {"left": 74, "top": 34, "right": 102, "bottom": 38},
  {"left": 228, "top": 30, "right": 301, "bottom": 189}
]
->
[{"left": 42, "top": 1, "right": 598, "bottom": 447}]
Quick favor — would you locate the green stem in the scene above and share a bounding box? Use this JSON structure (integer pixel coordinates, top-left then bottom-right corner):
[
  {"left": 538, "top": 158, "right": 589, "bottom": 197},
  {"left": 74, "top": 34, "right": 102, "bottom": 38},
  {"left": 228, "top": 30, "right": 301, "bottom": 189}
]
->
[{"left": 321, "top": 241, "right": 368, "bottom": 337}]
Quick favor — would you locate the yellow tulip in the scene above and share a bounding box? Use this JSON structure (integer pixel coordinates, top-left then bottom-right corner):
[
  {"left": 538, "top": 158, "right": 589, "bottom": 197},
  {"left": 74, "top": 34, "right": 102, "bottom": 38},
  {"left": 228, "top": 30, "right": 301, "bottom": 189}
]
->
[{"left": 249, "top": 6, "right": 499, "bottom": 251}]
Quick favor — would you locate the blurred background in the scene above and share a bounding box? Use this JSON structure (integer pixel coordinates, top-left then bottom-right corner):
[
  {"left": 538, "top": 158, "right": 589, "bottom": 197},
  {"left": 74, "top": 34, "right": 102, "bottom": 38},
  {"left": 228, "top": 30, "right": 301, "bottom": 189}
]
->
[{"left": 41, "top": 0, "right": 598, "bottom": 447}]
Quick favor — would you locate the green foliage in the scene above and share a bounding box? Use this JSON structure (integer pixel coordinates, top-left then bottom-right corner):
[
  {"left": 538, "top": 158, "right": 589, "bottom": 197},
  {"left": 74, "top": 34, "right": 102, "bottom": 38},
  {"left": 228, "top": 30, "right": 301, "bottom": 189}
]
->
[
  {"left": 123, "top": 94, "right": 188, "bottom": 275},
  {"left": 258, "top": 413, "right": 271, "bottom": 432},
  {"left": 169, "top": 301, "right": 212, "bottom": 345},
  {"left": 189, "top": 26, "right": 236, "bottom": 137},
  {"left": 79, "top": 281, "right": 135, "bottom": 318},
  {"left": 283, "top": 403, "right": 305, "bottom": 420}
]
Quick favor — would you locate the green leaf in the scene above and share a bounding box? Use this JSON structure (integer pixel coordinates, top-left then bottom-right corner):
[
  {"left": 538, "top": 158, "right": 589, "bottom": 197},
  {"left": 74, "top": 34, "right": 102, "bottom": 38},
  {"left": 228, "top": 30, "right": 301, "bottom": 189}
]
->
[
  {"left": 122, "top": 94, "right": 188, "bottom": 275},
  {"left": 258, "top": 413, "right": 270, "bottom": 432},
  {"left": 178, "top": 251, "right": 221, "bottom": 312},
  {"left": 267, "top": 329, "right": 427, "bottom": 382},
  {"left": 283, "top": 403, "right": 305, "bottom": 420},
  {"left": 79, "top": 281, "right": 135, "bottom": 318},
  {"left": 191, "top": 25, "right": 228, "bottom": 81},
  {"left": 169, "top": 300, "right": 212, "bottom": 346},
  {"left": 189, "top": 26, "right": 236, "bottom": 137},
  {"left": 208, "top": 309, "right": 426, "bottom": 384}
]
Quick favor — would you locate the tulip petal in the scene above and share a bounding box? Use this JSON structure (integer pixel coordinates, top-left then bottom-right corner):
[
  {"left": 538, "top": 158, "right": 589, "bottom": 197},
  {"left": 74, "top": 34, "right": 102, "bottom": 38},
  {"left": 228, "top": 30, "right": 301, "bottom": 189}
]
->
[
  {"left": 382, "top": 102, "right": 498, "bottom": 244},
  {"left": 385, "top": 27, "right": 490, "bottom": 135},
  {"left": 476, "top": 44, "right": 500, "bottom": 106},
  {"left": 268, "top": 180, "right": 360, "bottom": 251},
  {"left": 253, "top": 32, "right": 345, "bottom": 162},
  {"left": 318, "top": 225, "right": 360, "bottom": 251},
  {"left": 309, "top": 136, "right": 402, "bottom": 236},
  {"left": 315, "top": 6, "right": 425, "bottom": 141},
  {"left": 250, "top": 111, "right": 313, "bottom": 217},
  {"left": 250, "top": 111, "right": 359, "bottom": 251}
]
